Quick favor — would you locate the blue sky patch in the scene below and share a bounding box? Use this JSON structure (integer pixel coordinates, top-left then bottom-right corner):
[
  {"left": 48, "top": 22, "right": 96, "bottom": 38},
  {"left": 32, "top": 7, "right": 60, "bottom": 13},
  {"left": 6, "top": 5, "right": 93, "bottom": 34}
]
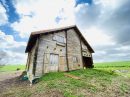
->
[
  {"left": 0, "top": 0, "right": 19, "bottom": 23},
  {"left": 75, "top": 0, "right": 92, "bottom": 6}
]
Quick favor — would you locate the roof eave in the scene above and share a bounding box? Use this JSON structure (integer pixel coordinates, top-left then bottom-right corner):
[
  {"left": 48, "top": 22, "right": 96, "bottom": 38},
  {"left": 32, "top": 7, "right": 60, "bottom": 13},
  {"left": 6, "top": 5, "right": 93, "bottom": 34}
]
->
[{"left": 74, "top": 26, "right": 95, "bottom": 53}]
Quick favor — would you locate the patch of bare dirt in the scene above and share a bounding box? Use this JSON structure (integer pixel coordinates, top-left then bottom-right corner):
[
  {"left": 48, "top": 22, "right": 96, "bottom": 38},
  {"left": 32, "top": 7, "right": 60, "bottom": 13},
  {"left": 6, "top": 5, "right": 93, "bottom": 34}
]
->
[
  {"left": 0, "top": 71, "right": 64, "bottom": 97},
  {"left": 0, "top": 71, "right": 22, "bottom": 81},
  {"left": 0, "top": 71, "right": 30, "bottom": 94},
  {"left": 30, "top": 89, "right": 64, "bottom": 97}
]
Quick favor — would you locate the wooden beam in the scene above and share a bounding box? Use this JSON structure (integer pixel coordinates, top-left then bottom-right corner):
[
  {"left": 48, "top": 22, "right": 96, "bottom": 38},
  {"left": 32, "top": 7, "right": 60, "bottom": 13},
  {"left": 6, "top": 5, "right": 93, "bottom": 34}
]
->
[
  {"left": 25, "top": 53, "right": 29, "bottom": 71},
  {"left": 80, "top": 36, "right": 84, "bottom": 68},
  {"left": 65, "top": 30, "right": 69, "bottom": 71},
  {"left": 33, "top": 38, "right": 39, "bottom": 76},
  {"left": 27, "top": 53, "right": 31, "bottom": 71}
]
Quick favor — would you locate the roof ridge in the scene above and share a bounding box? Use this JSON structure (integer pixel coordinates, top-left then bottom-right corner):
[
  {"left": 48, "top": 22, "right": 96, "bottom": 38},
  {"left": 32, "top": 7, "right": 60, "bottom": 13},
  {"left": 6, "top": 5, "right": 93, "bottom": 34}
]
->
[{"left": 31, "top": 25, "right": 76, "bottom": 35}]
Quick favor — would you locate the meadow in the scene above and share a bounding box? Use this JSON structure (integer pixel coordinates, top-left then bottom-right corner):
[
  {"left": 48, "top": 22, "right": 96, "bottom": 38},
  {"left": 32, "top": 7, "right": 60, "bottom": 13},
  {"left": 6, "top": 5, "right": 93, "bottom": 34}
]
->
[
  {"left": 94, "top": 61, "right": 130, "bottom": 68},
  {"left": 0, "top": 65, "right": 25, "bottom": 72},
  {"left": 0, "top": 61, "right": 130, "bottom": 97}
]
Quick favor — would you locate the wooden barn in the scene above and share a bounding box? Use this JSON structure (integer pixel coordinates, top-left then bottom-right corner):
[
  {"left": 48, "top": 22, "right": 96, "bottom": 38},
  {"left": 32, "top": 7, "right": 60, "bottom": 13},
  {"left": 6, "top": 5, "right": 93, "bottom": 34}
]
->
[{"left": 25, "top": 25, "right": 94, "bottom": 81}]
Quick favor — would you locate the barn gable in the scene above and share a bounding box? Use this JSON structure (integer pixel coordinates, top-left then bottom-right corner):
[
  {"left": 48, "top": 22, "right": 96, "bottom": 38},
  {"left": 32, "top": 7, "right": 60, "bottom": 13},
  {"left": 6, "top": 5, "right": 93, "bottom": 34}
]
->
[{"left": 25, "top": 25, "right": 94, "bottom": 53}]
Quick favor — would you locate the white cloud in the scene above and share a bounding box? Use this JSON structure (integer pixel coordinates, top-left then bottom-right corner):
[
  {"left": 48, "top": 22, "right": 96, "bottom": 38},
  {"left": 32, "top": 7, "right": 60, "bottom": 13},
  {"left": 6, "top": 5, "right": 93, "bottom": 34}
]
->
[
  {"left": 82, "top": 26, "right": 115, "bottom": 46},
  {"left": 0, "top": 30, "right": 26, "bottom": 49},
  {"left": 0, "top": 50, "right": 27, "bottom": 65},
  {"left": 0, "top": 3, "right": 8, "bottom": 25},
  {"left": 75, "top": 2, "right": 101, "bottom": 28},
  {"left": 115, "top": 45, "right": 130, "bottom": 51},
  {"left": 75, "top": 0, "right": 130, "bottom": 62},
  {"left": 94, "top": 0, "right": 124, "bottom": 9},
  {"left": 0, "top": 0, "right": 9, "bottom": 11},
  {"left": 8, "top": 0, "right": 130, "bottom": 63},
  {"left": 11, "top": 0, "right": 75, "bottom": 38},
  {"left": 0, "top": 30, "right": 27, "bottom": 65}
]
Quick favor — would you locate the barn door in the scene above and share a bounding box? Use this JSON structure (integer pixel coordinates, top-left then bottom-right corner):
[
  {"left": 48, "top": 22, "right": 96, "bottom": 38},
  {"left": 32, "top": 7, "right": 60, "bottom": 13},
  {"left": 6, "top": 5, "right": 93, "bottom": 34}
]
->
[{"left": 49, "top": 54, "right": 59, "bottom": 72}]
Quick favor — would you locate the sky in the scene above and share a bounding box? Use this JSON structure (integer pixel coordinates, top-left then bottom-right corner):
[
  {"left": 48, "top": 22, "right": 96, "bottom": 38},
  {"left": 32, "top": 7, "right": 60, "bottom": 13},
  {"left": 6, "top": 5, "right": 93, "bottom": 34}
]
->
[{"left": 0, "top": 0, "right": 130, "bottom": 65}]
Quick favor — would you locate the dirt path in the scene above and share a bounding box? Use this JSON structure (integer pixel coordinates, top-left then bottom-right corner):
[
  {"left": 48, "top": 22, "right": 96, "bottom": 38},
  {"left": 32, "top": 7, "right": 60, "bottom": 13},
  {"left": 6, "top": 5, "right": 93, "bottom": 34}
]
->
[
  {"left": 0, "top": 71, "right": 22, "bottom": 81},
  {"left": 0, "top": 71, "right": 64, "bottom": 97},
  {"left": 0, "top": 71, "right": 29, "bottom": 95}
]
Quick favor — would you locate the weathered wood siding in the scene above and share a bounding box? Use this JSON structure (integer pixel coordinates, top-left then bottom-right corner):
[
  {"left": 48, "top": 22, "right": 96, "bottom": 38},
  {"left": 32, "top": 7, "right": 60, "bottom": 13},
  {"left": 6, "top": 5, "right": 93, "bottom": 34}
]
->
[
  {"left": 27, "top": 40, "right": 38, "bottom": 74},
  {"left": 67, "top": 29, "right": 83, "bottom": 70},
  {"left": 35, "top": 31, "right": 67, "bottom": 76},
  {"left": 81, "top": 41, "right": 92, "bottom": 57}
]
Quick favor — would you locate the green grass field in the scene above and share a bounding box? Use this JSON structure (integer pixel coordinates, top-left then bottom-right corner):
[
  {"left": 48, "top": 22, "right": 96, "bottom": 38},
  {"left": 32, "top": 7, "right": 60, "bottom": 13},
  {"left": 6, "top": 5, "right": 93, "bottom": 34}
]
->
[
  {"left": 0, "top": 65, "right": 25, "bottom": 72},
  {"left": 94, "top": 61, "right": 130, "bottom": 68},
  {"left": 94, "top": 61, "right": 130, "bottom": 78},
  {"left": 0, "top": 61, "right": 130, "bottom": 97}
]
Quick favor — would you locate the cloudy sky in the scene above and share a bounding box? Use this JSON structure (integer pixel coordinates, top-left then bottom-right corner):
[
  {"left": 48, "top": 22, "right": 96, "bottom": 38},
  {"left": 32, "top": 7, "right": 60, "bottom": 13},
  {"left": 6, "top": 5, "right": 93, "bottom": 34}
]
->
[{"left": 0, "top": 0, "right": 130, "bottom": 65}]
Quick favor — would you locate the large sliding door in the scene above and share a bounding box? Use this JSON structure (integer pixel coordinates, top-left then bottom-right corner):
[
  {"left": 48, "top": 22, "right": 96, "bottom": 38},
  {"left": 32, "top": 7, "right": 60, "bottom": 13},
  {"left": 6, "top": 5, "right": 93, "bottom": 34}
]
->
[{"left": 49, "top": 54, "right": 59, "bottom": 72}]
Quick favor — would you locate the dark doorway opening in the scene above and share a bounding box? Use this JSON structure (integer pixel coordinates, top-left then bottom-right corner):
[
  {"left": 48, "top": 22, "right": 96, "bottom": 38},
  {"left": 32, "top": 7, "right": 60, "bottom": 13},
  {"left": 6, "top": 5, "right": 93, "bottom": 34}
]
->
[{"left": 83, "top": 56, "right": 93, "bottom": 68}]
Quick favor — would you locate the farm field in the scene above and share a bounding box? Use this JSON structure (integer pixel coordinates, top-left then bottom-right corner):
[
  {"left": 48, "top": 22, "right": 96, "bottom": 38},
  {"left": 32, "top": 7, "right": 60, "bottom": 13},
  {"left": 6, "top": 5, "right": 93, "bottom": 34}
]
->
[
  {"left": 0, "top": 65, "right": 26, "bottom": 81},
  {"left": 94, "top": 61, "right": 130, "bottom": 68},
  {"left": 0, "top": 65, "right": 25, "bottom": 72},
  {"left": 94, "top": 61, "right": 130, "bottom": 78},
  {"left": 0, "top": 61, "right": 130, "bottom": 97}
]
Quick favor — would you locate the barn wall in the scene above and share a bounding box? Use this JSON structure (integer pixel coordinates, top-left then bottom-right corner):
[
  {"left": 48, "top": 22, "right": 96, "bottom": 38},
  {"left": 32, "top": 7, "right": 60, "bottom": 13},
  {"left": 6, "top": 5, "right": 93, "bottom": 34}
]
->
[
  {"left": 81, "top": 41, "right": 93, "bottom": 66},
  {"left": 35, "top": 31, "right": 67, "bottom": 77},
  {"left": 67, "top": 29, "right": 83, "bottom": 70},
  {"left": 81, "top": 41, "right": 92, "bottom": 57},
  {"left": 27, "top": 40, "right": 38, "bottom": 75},
  {"left": 26, "top": 53, "right": 30, "bottom": 71}
]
